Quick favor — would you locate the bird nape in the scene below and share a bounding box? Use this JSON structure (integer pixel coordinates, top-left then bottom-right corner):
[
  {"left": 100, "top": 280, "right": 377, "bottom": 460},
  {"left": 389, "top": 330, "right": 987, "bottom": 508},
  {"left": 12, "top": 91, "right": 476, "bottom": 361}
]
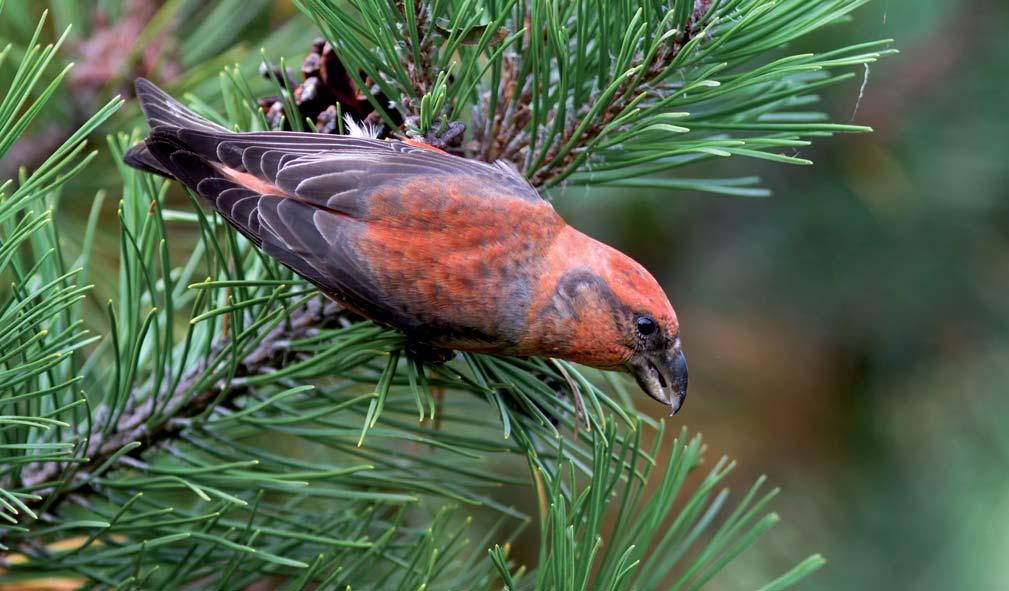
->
[{"left": 124, "top": 78, "right": 688, "bottom": 414}]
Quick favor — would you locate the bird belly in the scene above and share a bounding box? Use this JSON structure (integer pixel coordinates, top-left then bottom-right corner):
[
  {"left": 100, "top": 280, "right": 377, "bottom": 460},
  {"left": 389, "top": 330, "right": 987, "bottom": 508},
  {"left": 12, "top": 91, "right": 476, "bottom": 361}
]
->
[{"left": 354, "top": 222, "right": 540, "bottom": 352}]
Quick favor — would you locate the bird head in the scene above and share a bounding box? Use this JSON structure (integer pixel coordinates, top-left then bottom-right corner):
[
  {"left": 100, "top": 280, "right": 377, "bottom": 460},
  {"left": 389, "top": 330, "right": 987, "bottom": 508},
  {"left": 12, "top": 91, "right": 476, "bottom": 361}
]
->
[{"left": 526, "top": 226, "right": 688, "bottom": 414}]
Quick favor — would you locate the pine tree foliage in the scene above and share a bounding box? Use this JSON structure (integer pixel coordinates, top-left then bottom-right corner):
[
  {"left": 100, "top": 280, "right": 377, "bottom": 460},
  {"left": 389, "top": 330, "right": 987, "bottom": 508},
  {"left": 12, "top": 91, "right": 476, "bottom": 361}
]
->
[
  {"left": 300, "top": 0, "right": 892, "bottom": 193},
  {"left": 0, "top": 1, "right": 888, "bottom": 588}
]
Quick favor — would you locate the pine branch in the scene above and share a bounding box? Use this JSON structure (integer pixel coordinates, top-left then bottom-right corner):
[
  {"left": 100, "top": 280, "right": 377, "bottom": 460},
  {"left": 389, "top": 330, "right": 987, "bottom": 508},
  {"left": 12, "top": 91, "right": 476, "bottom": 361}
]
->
[
  {"left": 7, "top": 2, "right": 723, "bottom": 508},
  {"left": 18, "top": 298, "right": 355, "bottom": 502},
  {"left": 1, "top": 1, "right": 893, "bottom": 587},
  {"left": 524, "top": 2, "right": 715, "bottom": 187},
  {"left": 301, "top": 0, "right": 892, "bottom": 196}
]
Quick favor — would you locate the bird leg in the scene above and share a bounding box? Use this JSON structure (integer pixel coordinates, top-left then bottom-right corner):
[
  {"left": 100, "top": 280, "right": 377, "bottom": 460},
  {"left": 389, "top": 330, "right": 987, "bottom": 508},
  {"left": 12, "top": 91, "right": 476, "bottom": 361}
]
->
[
  {"left": 404, "top": 340, "right": 457, "bottom": 366},
  {"left": 403, "top": 341, "right": 455, "bottom": 437},
  {"left": 403, "top": 116, "right": 467, "bottom": 155},
  {"left": 432, "top": 377, "right": 444, "bottom": 433}
]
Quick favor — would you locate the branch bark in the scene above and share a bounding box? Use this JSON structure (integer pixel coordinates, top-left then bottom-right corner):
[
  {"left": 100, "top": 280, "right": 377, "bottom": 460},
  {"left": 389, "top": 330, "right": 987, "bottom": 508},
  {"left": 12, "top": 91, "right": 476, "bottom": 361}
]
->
[
  {"left": 472, "top": 1, "right": 712, "bottom": 187},
  {"left": 17, "top": 298, "right": 357, "bottom": 516}
]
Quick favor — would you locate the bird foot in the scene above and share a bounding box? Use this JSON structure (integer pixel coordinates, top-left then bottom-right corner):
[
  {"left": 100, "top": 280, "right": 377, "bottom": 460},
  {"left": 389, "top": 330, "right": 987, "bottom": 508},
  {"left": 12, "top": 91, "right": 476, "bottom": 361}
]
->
[
  {"left": 403, "top": 341, "right": 457, "bottom": 366},
  {"left": 404, "top": 117, "right": 467, "bottom": 154}
]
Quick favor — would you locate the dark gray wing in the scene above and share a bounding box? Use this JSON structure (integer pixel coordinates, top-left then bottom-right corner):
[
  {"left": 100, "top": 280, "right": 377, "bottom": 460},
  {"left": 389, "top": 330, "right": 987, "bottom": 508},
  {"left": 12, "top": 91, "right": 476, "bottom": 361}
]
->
[
  {"left": 142, "top": 132, "right": 385, "bottom": 320},
  {"left": 128, "top": 78, "right": 547, "bottom": 328},
  {"left": 174, "top": 128, "right": 541, "bottom": 213}
]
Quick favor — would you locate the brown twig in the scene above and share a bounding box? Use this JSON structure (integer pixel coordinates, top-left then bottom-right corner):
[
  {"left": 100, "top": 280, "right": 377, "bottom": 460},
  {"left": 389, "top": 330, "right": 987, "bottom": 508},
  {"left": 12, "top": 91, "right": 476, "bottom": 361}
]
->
[
  {"left": 471, "top": 0, "right": 713, "bottom": 187},
  {"left": 17, "top": 298, "right": 357, "bottom": 515},
  {"left": 528, "top": 7, "right": 712, "bottom": 186}
]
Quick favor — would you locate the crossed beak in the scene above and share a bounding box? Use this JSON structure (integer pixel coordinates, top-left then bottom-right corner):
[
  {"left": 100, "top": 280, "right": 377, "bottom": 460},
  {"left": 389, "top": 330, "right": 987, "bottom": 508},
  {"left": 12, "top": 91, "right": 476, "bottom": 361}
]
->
[{"left": 627, "top": 344, "right": 688, "bottom": 415}]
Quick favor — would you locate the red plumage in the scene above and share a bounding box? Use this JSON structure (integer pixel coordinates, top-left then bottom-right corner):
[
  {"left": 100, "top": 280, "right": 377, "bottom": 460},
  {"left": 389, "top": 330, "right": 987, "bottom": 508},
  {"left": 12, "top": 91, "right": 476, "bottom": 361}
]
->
[{"left": 124, "top": 79, "right": 688, "bottom": 412}]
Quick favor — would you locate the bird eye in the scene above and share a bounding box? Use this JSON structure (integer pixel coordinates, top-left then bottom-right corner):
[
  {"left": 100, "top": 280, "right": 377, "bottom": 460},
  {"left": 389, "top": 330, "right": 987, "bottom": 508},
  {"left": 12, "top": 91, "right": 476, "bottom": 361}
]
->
[{"left": 636, "top": 316, "right": 657, "bottom": 336}]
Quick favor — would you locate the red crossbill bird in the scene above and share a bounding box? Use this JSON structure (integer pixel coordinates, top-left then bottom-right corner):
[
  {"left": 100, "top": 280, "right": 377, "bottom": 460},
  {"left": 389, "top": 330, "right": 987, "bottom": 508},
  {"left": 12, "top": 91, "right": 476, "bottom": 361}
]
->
[{"left": 124, "top": 79, "right": 689, "bottom": 413}]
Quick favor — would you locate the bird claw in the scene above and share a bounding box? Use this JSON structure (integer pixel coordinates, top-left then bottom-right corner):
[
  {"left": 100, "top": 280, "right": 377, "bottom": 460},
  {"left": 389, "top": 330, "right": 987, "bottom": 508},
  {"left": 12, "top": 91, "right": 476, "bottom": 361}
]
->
[
  {"left": 404, "top": 341, "right": 457, "bottom": 366},
  {"left": 404, "top": 117, "right": 467, "bottom": 154}
]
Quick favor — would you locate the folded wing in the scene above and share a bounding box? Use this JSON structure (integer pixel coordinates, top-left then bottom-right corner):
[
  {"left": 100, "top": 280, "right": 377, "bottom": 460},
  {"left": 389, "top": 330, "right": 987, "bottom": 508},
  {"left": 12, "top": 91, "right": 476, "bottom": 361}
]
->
[{"left": 128, "top": 79, "right": 559, "bottom": 341}]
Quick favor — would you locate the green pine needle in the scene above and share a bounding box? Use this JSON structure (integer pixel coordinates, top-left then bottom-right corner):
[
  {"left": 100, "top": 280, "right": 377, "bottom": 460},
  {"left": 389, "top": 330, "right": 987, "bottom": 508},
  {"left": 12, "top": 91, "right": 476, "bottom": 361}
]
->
[{"left": 0, "top": 0, "right": 890, "bottom": 588}]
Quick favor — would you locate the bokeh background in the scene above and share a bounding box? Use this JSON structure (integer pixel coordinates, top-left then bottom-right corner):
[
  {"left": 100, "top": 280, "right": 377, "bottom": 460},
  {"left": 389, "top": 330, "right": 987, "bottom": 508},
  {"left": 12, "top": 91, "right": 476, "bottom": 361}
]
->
[
  {"left": 5, "top": 0, "right": 1008, "bottom": 589},
  {"left": 569, "top": 1, "right": 1009, "bottom": 588}
]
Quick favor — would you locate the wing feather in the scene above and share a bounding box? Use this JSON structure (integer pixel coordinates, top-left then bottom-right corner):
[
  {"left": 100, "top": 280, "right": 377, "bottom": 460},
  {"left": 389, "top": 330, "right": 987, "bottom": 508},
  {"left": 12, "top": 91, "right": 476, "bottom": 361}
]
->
[
  {"left": 173, "top": 127, "right": 541, "bottom": 207},
  {"left": 129, "top": 78, "right": 555, "bottom": 338}
]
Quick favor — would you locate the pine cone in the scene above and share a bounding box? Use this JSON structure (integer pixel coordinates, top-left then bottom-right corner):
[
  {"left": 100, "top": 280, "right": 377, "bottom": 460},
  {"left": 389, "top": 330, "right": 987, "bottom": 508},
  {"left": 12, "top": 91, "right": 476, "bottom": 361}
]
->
[{"left": 257, "top": 38, "right": 402, "bottom": 136}]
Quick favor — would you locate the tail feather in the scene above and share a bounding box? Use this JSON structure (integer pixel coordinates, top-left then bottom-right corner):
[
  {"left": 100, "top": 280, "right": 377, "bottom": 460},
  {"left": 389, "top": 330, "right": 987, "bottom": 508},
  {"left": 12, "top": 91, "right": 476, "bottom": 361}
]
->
[
  {"left": 123, "top": 78, "right": 231, "bottom": 179},
  {"left": 123, "top": 142, "right": 172, "bottom": 178},
  {"left": 133, "top": 78, "right": 228, "bottom": 133}
]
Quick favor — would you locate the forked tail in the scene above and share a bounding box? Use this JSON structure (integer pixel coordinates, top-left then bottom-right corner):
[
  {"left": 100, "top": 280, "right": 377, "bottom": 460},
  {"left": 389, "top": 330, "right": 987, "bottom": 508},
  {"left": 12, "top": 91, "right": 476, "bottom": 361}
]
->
[{"left": 123, "top": 78, "right": 229, "bottom": 178}]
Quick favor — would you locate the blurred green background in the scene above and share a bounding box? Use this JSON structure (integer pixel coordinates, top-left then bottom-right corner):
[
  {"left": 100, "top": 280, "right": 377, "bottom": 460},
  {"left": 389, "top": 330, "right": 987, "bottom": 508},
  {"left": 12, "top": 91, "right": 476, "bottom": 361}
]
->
[
  {"left": 565, "top": 1, "right": 1009, "bottom": 588},
  {"left": 5, "top": 0, "right": 1008, "bottom": 588}
]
